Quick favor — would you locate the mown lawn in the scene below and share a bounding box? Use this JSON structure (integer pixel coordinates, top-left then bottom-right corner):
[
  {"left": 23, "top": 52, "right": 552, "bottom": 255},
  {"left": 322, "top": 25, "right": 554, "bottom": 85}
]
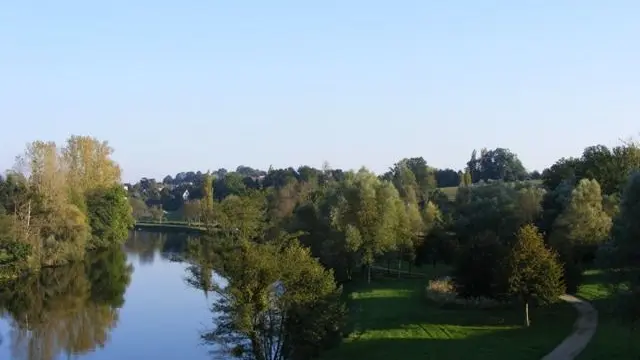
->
[
  {"left": 576, "top": 269, "right": 640, "bottom": 359},
  {"left": 322, "top": 267, "right": 575, "bottom": 360}
]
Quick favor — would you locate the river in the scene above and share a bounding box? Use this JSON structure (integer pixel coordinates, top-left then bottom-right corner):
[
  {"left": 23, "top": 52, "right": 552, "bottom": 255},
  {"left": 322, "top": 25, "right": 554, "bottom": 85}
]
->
[{"left": 0, "top": 231, "right": 218, "bottom": 360}]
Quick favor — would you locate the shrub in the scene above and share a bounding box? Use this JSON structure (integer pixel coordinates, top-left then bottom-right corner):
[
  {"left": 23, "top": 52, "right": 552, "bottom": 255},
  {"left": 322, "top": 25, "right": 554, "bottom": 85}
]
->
[{"left": 425, "top": 276, "right": 506, "bottom": 309}]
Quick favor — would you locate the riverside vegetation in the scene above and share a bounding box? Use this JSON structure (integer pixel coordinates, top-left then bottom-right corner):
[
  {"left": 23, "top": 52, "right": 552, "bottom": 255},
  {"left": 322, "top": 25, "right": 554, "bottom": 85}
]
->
[
  {"left": 3, "top": 138, "right": 640, "bottom": 359},
  {"left": 0, "top": 136, "right": 133, "bottom": 280}
]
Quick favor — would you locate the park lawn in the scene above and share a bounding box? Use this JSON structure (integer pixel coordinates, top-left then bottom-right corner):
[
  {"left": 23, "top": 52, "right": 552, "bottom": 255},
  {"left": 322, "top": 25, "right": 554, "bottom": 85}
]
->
[
  {"left": 323, "top": 274, "right": 575, "bottom": 360},
  {"left": 576, "top": 269, "right": 640, "bottom": 359}
]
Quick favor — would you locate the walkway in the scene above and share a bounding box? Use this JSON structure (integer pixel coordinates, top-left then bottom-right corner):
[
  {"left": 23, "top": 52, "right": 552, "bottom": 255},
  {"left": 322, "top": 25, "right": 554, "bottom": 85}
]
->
[{"left": 541, "top": 295, "right": 598, "bottom": 360}]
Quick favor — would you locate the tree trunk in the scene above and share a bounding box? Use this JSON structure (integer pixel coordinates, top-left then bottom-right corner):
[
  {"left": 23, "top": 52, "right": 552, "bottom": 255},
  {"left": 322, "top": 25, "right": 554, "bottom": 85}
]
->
[
  {"left": 367, "top": 265, "right": 371, "bottom": 284},
  {"left": 524, "top": 300, "right": 530, "bottom": 327},
  {"left": 409, "top": 261, "right": 412, "bottom": 274},
  {"left": 397, "top": 259, "right": 402, "bottom": 279},
  {"left": 387, "top": 259, "right": 391, "bottom": 274}
]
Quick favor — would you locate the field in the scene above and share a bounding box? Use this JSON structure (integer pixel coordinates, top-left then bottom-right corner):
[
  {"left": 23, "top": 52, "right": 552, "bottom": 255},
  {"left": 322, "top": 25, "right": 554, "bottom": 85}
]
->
[
  {"left": 576, "top": 269, "right": 640, "bottom": 359},
  {"left": 322, "top": 265, "right": 575, "bottom": 360},
  {"left": 438, "top": 179, "right": 543, "bottom": 200}
]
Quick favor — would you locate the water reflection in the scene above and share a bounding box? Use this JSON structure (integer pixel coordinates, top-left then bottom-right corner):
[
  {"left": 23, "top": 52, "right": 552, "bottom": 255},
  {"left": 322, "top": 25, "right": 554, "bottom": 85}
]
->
[
  {"left": 124, "top": 231, "right": 192, "bottom": 265},
  {"left": 0, "top": 232, "right": 216, "bottom": 360},
  {"left": 0, "top": 249, "right": 132, "bottom": 360}
]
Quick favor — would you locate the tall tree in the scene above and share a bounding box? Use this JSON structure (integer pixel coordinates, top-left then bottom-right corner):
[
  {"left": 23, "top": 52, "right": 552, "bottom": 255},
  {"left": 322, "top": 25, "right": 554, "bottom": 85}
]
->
[
  {"left": 506, "top": 224, "right": 565, "bottom": 327},
  {"left": 85, "top": 185, "right": 134, "bottom": 248},
  {"left": 550, "top": 179, "right": 612, "bottom": 291},
  {"left": 200, "top": 172, "right": 215, "bottom": 226},
  {"left": 330, "top": 169, "right": 399, "bottom": 283}
]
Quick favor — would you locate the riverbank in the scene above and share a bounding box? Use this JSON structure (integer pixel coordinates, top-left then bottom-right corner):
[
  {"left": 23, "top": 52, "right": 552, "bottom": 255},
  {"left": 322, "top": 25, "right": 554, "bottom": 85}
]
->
[
  {"left": 133, "top": 221, "right": 206, "bottom": 234},
  {"left": 321, "top": 265, "right": 576, "bottom": 360}
]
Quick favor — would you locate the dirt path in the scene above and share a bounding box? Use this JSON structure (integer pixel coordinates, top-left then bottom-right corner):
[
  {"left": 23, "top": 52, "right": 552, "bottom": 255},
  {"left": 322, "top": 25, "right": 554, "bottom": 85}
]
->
[{"left": 541, "top": 295, "right": 598, "bottom": 360}]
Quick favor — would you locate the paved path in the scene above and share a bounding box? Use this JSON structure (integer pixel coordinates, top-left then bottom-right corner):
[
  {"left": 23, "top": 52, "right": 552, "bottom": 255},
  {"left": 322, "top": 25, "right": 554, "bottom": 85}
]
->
[{"left": 541, "top": 295, "right": 598, "bottom": 360}]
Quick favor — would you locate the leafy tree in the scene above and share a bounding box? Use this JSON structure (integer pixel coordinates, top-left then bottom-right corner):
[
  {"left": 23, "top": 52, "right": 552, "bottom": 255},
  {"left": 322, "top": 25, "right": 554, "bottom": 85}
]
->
[
  {"left": 85, "top": 185, "right": 134, "bottom": 249},
  {"left": 506, "top": 225, "right": 565, "bottom": 327},
  {"left": 453, "top": 231, "right": 508, "bottom": 299},
  {"left": 196, "top": 240, "right": 345, "bottom": 360},
  {"left": 201, "top": 172, "right": 215, "bottom": 226},
  {"left": 129, "top": 197, "right": 151, "bottom": 220},
  {"left": 607, "top": 172, "right": 640, "bottom": 330},
  {"left": 434, "top": 168, "right": 460, "bottom": 188},
  {"left": 214, "top": 190, "right": 268, "bottom": 242},
  {"left": 330, "top": 170, "right": 400, "bottom": 283},
  {"left": 541, "top": 157, "right": 582, "bottom": 191},
  {"left": 467, "top": 148, "right": 527, "bottom": 183},
  {"left": 550, "top": 179, "right": 611, "bottom": 291}
]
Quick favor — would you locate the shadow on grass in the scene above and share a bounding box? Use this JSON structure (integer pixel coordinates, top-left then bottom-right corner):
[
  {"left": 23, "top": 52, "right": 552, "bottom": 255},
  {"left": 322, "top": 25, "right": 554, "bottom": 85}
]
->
[
  {"left": 329, "top": 277, "right": 576, "bottom": 360},
  {"left": 576, "top": 268, "right": 640, "bottom": 359},
  {"left": 323, "top": 323, "right": 575, "bottom": 360}
]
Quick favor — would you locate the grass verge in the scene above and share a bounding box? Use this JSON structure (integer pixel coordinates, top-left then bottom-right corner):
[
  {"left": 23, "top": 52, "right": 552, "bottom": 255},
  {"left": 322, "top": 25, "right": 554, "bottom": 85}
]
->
[
  {"left": 575, "top": 269, "right": 640, "bottom": 359},
  {"left": 322, "top": 266, "right": 575, "bottom": 360}
]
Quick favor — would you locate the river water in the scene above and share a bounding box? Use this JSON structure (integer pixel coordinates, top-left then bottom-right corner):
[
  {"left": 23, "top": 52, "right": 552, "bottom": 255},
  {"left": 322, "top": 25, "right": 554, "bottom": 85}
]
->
[{"left": 0, "top": 231, "right": 217, "bottom": 360}]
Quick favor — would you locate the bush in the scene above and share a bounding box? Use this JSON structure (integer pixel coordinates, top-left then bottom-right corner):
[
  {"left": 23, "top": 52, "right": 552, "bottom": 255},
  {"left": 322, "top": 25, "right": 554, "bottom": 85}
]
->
[{"left": 425, "top": 276, "right": 506, "bottom": 309}]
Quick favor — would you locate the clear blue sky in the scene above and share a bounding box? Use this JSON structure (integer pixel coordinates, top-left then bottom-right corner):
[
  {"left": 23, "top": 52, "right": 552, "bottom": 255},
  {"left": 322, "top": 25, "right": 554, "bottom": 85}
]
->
[{"left": 1, "top": 1, "right": 639, "bottom": 182}]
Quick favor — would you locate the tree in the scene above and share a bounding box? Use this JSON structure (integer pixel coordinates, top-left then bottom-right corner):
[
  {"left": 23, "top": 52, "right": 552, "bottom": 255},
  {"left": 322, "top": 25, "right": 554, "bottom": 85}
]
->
[
  {"left": 607, "top": 172, "right": 640, "bottom": 329},
  {"left": 453, "top": 231, "right": 508, "bottom": 299},
  {"left": 182, "top": 199, "right": 201, "bottom": 224},
  {"left": 200, "top": 172, "right": 214, "bottom": 226},
  {"left": 467, "top": 148, "right": 527, "bottom": 183},
  {"left": 214, "top": 190, "right": 267, "bottom": 242},
  {"left": 330, "top": 169, "right": 399, "bottom": 283},
  {"left": 62, "top": 135, "right": 122, "bottom": 206},
  {"left": 196, "top": 240, "right": 345, "bottom": 360},
  {"left": 550, "top": 179, "right": 611, "bottom": 291},
  {"left": 85, "top": 185, "right": 134, "bottom": 249},
  {"left": 506, "top": 225, "right": 565, "bottom": 327}
]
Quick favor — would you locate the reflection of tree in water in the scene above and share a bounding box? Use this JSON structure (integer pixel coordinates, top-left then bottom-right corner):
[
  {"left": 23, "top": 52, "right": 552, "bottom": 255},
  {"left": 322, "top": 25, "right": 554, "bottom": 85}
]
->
[
  {"left": 0, "top": 248, "right": 132, "bottom": 360},
  {"left": 124, "top": 231, "right": 191, "bottom": 265}
]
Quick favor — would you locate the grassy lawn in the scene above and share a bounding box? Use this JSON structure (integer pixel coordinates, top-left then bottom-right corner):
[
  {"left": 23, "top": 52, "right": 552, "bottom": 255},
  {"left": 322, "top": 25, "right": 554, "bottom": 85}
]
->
[
  {"left": 576, "top": 269, "right": 640, "bottom": 359},
  {"left": 322, "top": 267, "right": 575, "bottom": 360}
]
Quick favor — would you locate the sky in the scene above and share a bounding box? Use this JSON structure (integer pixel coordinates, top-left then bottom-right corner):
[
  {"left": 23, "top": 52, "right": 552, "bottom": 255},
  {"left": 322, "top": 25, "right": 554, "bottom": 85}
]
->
[{"left": 1, "top": 1, "right": 639, "bottom": 182}]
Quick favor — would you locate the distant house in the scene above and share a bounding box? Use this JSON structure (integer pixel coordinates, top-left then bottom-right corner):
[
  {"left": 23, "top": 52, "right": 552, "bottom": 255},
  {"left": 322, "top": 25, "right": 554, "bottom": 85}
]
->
[{"left": 182, "top": 189, "right": 190, "bottom": 201}]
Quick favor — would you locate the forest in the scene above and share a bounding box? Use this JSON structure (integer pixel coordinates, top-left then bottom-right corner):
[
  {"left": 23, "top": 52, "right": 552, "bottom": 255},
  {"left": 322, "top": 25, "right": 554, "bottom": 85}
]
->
[{"left": 2, "top": 137, "right": 640, "bottom": 359}]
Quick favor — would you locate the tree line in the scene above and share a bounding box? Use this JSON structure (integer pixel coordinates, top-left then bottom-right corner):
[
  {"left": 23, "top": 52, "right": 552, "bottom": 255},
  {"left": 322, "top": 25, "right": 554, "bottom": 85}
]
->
[
  {"left": 168, "top": 140, "right": 640, "bottom": 359},
  {"left": 0, "top": 136, "right": 134, "bottom": 278},
  {"left": 126, "top": 148, "right": 539, "bottom": 221}
]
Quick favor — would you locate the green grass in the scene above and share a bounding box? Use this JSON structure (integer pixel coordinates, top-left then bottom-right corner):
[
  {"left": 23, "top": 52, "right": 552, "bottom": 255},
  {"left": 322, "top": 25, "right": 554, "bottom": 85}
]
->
[
  {"left": 438, "top": 179, "right": 544, "bottom": 201},
  {"left": 576, "top": 269, "right": 640, "bottom": 359},
  {"left": 439, "top": 186, "right": 459, "bottom": 200},
  {"left": 322, "top": 268, "right": 575, "bottom": 360}
]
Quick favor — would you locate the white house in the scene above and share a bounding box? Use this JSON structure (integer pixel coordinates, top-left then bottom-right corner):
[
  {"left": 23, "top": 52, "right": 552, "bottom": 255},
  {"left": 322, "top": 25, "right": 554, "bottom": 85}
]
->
[{"left": 182, "top": 189, "right": 190, "bottom": 201}]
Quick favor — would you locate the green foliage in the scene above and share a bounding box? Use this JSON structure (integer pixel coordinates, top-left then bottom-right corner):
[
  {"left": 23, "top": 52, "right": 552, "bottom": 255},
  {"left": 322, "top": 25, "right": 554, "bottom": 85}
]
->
[
  {"left": 197, "top": 240, "right": 345, "bottom": 360},
  {"left": 330, "top": 169, "right": 404, "bottom": 282},
  {"left": 453, "top": 231, "right": 508, "bottom": 299},
  {"left": 85, "top": 185, "right": 134, "bottom": 249},
  {"left": 506, "top": 225, "right": 565, "bottom": 306},
  {"left": 214, "top": 190, "right": 268, "bottom": 241},
  {"left": 549, "top": 179, "right": 611, "bottom": 291},
  {"left": 467, "top": 148, "right": 528, "bottom": 183},
  {"left": 542, "top": 142, "right": 640, "bottom": 195},
  {"left": 200, "top": 172, "right": 214, "bottom": 225}
]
